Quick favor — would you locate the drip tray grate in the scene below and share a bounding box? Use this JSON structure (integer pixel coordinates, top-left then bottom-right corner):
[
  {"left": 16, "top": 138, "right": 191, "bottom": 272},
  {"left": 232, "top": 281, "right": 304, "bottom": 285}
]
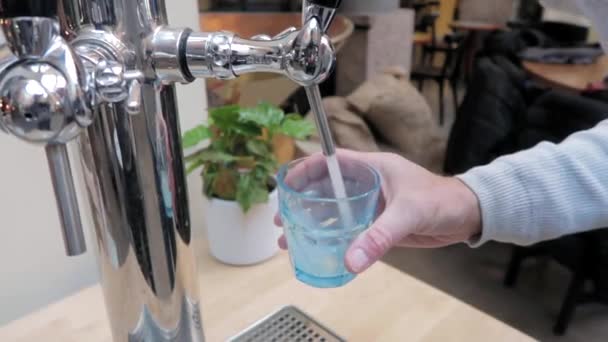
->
[{"left": 229, "top": 306, "right": 346, "bottom": 342}]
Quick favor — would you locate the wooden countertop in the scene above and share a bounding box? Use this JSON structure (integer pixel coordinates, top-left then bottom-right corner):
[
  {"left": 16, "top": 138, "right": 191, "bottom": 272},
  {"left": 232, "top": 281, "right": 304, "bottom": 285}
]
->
[
  {"left": 523, "top": 55, "right": 608, "bottom": 92},
  {"left": 0, "top": 238, "right": 534, "bottom": 341}
]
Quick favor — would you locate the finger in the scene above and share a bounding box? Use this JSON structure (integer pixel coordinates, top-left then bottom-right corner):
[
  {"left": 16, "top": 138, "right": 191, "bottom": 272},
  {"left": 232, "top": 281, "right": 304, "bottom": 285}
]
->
[
  {"left": 283, "top": 153, "right": 328, "bottom": 190},
  {"left": 336, "top": 149, "right": 392, "bottom": 202},
  {"left": 397, "top": 235, "right": 459, "bottom": 249},
  {"left": 345, "top": 201, "right": 414, "bottom": 274},
  {"left": 274, "top": 214, "right": 283, "bottom": 227},
  {"left": 278, "top": 235, "right": 288, "bottom": 249}
]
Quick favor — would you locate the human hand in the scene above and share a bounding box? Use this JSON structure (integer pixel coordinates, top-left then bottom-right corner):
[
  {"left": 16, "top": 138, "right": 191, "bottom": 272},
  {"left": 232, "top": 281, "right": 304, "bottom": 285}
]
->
[{"left": 275, "top": 150, "right": 481, "bottom": 274}]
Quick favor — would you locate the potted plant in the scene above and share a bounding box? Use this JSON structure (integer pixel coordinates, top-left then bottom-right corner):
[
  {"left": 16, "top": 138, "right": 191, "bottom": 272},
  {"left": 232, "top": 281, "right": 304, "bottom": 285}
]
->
[{"left": 183, "top": 102, "right": 315, "bottom": 265}]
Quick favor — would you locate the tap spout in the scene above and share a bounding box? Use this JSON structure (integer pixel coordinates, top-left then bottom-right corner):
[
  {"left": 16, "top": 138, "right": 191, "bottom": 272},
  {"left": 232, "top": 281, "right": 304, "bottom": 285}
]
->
[{"left": 179, "top": 18, "right": 335, "bottom": 87}]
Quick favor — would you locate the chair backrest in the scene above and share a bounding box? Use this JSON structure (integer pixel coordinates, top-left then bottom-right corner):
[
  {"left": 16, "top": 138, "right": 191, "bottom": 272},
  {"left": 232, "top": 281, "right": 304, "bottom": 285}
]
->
[
  {"left": 412, "top": 0, "right": 440, "bottom": 10},
  {"left": 415, "top": 12, "right": 440, "bottom": 44},
  {"left": 441, "top": 32, "right": 468, "bottom": 79}
]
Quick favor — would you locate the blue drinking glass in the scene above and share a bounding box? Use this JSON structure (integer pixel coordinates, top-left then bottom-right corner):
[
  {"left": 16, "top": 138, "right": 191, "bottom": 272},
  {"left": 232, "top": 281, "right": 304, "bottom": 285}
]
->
[{"left": 277, "top": 154, "right": 381, "bottom": 288}]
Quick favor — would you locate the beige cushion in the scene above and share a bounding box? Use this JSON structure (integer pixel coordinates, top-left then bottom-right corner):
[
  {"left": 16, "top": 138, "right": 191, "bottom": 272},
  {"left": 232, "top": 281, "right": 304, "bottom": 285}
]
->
[
  {"left": 348, "top": 67, "right": 446, "bottom": 172},
  {"left": 303, "top": 97, "right": 380, "bottom": 153},
  {"left": 298, "top": 67, "right": 446, "bottom": 173},
  {"left": 346, "top": 66, "right": 412, "bottom": 114}
]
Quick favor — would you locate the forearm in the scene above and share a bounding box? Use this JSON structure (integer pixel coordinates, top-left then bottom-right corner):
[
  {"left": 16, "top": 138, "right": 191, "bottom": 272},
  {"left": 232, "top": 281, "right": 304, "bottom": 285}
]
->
[{"left": 457, "top": 120, "right": 608, "bottom": 246}]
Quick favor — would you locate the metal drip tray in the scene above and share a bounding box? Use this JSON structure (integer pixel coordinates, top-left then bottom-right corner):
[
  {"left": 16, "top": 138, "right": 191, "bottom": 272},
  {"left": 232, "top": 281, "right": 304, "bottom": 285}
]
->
[{"left": 229, "top": 306, "right": 346, "bottom": 342}]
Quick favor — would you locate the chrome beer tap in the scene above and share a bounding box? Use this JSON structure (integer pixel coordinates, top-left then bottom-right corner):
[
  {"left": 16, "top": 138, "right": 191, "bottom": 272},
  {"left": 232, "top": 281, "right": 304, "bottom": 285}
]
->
[
  {"left": 183, "top": 6, "right": 336, "bottom": 86},
  {"left": 0, "top": 0, "right": 338, "bottom": 341},
  {"left": 301, "top": 0, "right": 342, "bottom": 157}
]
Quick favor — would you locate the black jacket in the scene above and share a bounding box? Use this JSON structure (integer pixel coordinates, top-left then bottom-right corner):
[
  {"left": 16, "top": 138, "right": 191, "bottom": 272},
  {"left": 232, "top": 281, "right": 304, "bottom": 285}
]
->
[{"left": 444, "top": 56, "right": 528, "bottom": 174}]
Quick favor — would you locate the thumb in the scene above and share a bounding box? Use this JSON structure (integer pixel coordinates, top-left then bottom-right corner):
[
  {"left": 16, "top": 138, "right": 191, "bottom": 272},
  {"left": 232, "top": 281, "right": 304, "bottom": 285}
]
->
[{"left": 345, "top": 203, "right": 411, "bottom": 274}]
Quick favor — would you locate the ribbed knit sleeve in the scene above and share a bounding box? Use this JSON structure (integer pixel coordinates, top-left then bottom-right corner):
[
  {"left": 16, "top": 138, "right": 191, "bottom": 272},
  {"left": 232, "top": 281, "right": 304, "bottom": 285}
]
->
[{"left": 458, "top": 121, "right": 608, "bottom": 247}]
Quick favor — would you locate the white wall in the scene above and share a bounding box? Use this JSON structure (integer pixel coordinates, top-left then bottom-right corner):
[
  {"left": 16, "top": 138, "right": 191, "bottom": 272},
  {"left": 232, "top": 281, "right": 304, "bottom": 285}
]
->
[
  {"left": 0, "top": 140, "right": 98, "bottom": 325},
  {"left": 543, "top": 7, "right": 592, "bottom": 27},
  {"left": 0, "top": 0, "right": 207, "bottom": 325}
]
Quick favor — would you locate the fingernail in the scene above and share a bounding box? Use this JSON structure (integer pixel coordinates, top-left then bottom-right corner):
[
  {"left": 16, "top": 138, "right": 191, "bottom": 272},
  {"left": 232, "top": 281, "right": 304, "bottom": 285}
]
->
[{"left": 349, "top": 248, "right": 371, "bottom": 273}]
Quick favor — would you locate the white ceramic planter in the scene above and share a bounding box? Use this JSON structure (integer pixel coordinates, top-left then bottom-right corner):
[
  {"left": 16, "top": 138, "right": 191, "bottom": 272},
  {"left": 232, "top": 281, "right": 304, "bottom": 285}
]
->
[{"left": 205, "top": 190, "right": 281, "bottom": 266}]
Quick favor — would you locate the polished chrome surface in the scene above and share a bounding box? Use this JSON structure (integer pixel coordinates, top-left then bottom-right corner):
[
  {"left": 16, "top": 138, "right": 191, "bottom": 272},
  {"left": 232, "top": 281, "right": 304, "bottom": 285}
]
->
[
  {"left": 0, "top": 17, "right": 92, "bottom": 257},
  {"left": 184, "top": 31, "right": 232, "bottom": 79},
  {"left": 94, "top": 59, "right": 130, "bottom": 102},
  {"left": 0, "top": 62, "right": 72, "bottom": 142},
  {"left": 303, "top": 0, "right": 340, "bottom": 32},
  {"left": 71, "top": 34, "right": 144, "bottom": 114},
  {"left": 306, "top": 86, "right": 336, "bottom": 156},
  {"left": 46, "top": 144, "right": 87, "bottom": 256},
  {"left": 92, "top": 59, "right": 144, "bottom": 113},
  {"left": 184, "top": 18, "right": 335, "bottom": 86},
  {"left": 125, "top": 76, "right": 143, "bottom": 114},
  {"left": 150, "top": 27, "right": 194, "bottom": 84},
  {"left": 0, "top": 0, "right": 338, "bottom": 340},
  {"left": 0, "top": 17, "right": 92, "bottom": 143},
  {"left": 129, "top": 297, "right": 204, "bottom": 341},
  {"left": 60, "top": 0, "right": 205, "bottom": 341}
]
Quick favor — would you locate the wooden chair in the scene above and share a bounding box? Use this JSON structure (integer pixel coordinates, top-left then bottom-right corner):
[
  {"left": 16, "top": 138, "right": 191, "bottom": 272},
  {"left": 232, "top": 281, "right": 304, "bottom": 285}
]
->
[
  {"left": 505, "top": 231, "right": 608, "bottom": 335},
  {"left": 410, "top": 32, "right": 467, "bottom": 125}
]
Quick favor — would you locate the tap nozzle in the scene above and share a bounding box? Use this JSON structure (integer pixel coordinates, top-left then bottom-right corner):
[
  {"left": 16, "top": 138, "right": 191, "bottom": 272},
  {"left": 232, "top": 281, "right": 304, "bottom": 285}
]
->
[{"left": 302, "top": 0, "right": 342, "bottom": 32}]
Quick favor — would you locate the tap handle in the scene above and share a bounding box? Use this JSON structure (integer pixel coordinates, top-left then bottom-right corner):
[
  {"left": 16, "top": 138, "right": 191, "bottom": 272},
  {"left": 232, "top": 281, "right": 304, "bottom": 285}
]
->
[
  {"left": 0, "top": 0, "right": 57, "bottom": 17},
  {"left": 46, "top": 144, "right": 87, "bottom": 256},
  {"left": 0, "top": 16, "right": 92, "bottom": 257},
  {"left": 302, "top": 0, "right": 342, "bottom": 32},
  {"left": 305, "top": 0, "right": 342, "bottom": 8},
  {"left": 94, "top": 60, "right": 144, "bottom": 114}
]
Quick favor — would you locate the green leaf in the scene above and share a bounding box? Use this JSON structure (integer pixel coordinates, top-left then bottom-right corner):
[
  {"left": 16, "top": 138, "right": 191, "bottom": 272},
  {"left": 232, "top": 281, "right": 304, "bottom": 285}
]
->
[
  {"left": 280, "top": 116, "right": 316, "bottom": 140},
  {"left": 211, "top": 105, "right": 261, "bottom": 136},
  {"left": 202, "top": 166, "right": 218, "bottom": 198},
  {"left": 239, "top": 102, "right": 284, "bottom": 128},
  {"left": 210, "top": 105, "right": 239, "bottom": 130},
  {"left": 185, "top": 149, "right": 240, "bottom": 175},
  {"left": 233, "top": 123, "right": 262, "bottom": 136},
  {"left": 255, "top": 158, "right": 278, "bottom": 174},
  {"left": 210, "top": 105, "right": 240, "bottom": 122},
  {"left": 236, "top": 173, "right": 270, "bottom": 212},
  {"left": 185, "top": 159, "right": 205, "bottom": 174},
  {"left": 246, "top": 139, "right": 270, "bottom": 157},
  {"left": 182, "top": 125, "right": 211, "bottom": 149},
  {"left": 188, "top": 150, "right": 239, "bottom": 164},
  {"left": 284, "top": 113, "right": 303, "bottom": 120}
]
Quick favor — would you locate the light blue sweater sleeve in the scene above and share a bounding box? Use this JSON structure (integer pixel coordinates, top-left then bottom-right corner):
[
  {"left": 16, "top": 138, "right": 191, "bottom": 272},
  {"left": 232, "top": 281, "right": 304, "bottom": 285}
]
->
[{"left": 458, "top": 121, "right": 608, "bottom": 246}]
